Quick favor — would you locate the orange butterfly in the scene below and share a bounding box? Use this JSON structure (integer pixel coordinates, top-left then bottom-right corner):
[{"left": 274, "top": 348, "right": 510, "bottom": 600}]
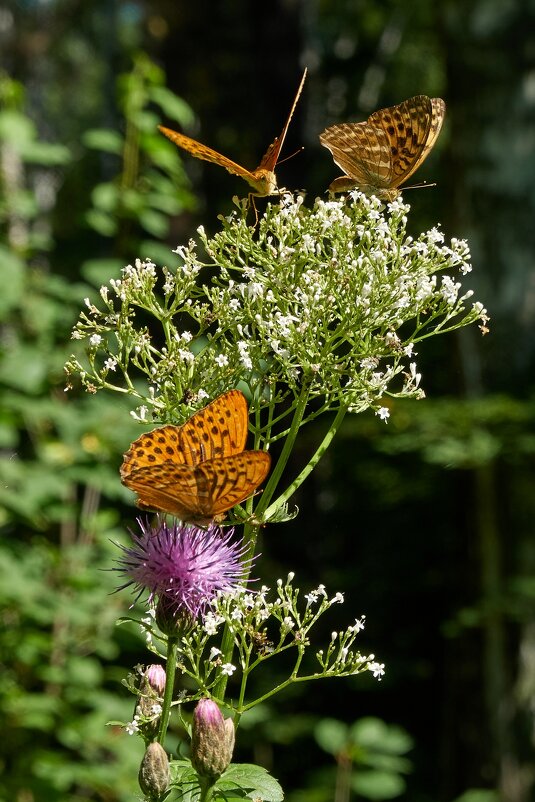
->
[
  {"left": 320, "top": 95, "right": 445, "bottom": 199},
  {"left": 158, "top": 69, "right": 307, "bottom": 197},
  {"left": 120, "top": 390, "right": 271, "bottom": 524}
]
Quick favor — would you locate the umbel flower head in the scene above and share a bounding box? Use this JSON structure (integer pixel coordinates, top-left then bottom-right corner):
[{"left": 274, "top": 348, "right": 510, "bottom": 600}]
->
[{"left": 115, "top": 517, "right": 252, "bottom": 621}]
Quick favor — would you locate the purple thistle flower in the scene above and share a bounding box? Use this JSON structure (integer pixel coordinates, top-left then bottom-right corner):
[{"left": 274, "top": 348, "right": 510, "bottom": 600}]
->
[{"left": 115, "top": 517, "right": 252, "bottom": 619}]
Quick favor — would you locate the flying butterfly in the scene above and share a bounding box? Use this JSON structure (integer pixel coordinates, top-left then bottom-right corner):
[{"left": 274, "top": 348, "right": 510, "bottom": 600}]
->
[
  {"left": 158, "top": 68, "right": 307, "bottom": 197},
  {"left": 320, "top": 95, "right": 446, "bottom": 200},
  {"left": 120, "top": 390, "right": 271, "bottom": 524}
]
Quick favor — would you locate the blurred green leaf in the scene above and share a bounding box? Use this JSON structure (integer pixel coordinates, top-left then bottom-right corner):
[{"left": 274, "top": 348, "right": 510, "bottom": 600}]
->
[
  {"left": 150, "top": 85, "right": 195, "bottom": 127},
  {"left": 351, "top": 769, "right": 406, "bottom": 799},
  {"left": 83, "top": 128, "right": 124, "bottom": 155},
  {"left": 314, "top": 718, "right": 349, "bottom": 755}
]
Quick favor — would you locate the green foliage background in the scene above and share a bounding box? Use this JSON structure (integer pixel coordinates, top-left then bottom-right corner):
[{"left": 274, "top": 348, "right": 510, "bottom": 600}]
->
[{"left": 1, "top": 1, "right": 534, "bottom": 801}]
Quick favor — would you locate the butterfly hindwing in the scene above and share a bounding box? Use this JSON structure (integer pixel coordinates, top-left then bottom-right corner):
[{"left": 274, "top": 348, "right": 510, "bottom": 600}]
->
[{"left": 195, "top": 452, "right": 272, "bottom": 517}]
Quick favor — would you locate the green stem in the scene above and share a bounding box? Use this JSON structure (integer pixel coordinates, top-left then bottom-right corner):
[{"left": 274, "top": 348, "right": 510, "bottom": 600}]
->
[
  {"left": 263, "top": 402, "right": 348, "bottom": 520},
  {"left": 213, "top": 385, "right": 310, "bottom": 702},
  {"left": 198, "top": 775, "right": 215, "bottom": 802},
  {"left": 255, "top": 382, "right": 311, "bottom": 518},
  {"left": 157, "top": 636, "right": 179, "bottom": 744}
]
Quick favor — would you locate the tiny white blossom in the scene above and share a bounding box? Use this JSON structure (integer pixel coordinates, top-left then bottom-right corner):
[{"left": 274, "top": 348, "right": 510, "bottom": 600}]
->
[
  {"left": 209, "top": 647, "right": 222, "bottom": 661},
  {"left": 281, "top": 616, "right": 295, "bottom": 632},
  {"left": 178, "top": 349, "right": 195, "bottom": 364},
  {"left": 369, "top": 661, "right": 386, "bottom": 679},
  {"left": 221, "top": 663, "right": 236, "bottom": 676},
  {"left": 130, "top": 405, "right": 149, "bottom": 422},
  {"left": 204, "top": 611, "right": 224, "bottom": 635},
  {"left": 215, "top": 354, "right": 229, "bottom": 367},
  {"left": 376, "top": 407, "right": 390, "bottom": 421},
  {"left": 125, "top": 716, "right": 141, "bottom": 735},
  {"left": 89, "top": 334, "right": 102, "bottom": 347}
]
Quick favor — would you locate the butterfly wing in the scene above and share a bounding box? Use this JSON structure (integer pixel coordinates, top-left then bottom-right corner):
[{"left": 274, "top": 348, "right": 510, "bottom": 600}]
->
[
  {"left": 413, "top": 97, "right": 446, "bottom": 176},
  {"left": 121, "top": 461, "right": 204, "bottom": 521},
  {"left": 195, "top": 451, "right": 272, "bottom": 518},
  {"left": 373, "top": 95, "right": 445, "bottom": 187},
  {"left": 320, "top": 95, "right": 446, "bottom": 194},
  {"left": 121, "top": 390, "right": 249, "bottom": 482},
  {"left": 177, "top": 389, "right": 249, "bottom": 462},
  {"left": 121, "top": 451, "right": 271, "bottom": 523},
  {"left": 320, "top": 119, "right": 393, "bottom": 190},
  {"left": 257, "top": 68, "right": 307, "bottom": 173},
  {"left": 158, "top": 126, "right": 261, "bottom": 190}
]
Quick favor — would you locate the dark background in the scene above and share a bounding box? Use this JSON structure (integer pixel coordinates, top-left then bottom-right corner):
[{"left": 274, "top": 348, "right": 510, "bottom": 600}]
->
[{"left": 2, "top": 1, "right": 535, "bottom": 801}]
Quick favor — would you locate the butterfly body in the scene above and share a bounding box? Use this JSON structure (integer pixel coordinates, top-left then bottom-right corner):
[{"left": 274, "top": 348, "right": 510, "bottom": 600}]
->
[
  {"left": 320, "top": 95, "right": 445, "bottom": 198},
  {"left": 121, "top": 390, "right": 271, "bottom": 524},
  {"left": 159, "top": 68, "right": 307, "bottom": 197}
]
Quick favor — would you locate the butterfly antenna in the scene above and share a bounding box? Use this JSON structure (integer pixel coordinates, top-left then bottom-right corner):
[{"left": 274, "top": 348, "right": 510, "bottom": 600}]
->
[
  {"left": 276, "top": 145, "right": 304, "bottom": 167},
  {"left": 403, "top": 181, "right": 437, "bottom": 191}
]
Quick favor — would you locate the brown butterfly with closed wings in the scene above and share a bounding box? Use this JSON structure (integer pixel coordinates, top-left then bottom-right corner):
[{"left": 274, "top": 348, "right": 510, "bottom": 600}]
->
[{"left": 320, "top": 95, "right": 446, "bottom": 200}]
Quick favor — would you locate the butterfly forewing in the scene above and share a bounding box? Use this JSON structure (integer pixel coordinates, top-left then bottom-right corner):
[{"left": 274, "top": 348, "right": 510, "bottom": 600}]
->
[
  {"left": 177, "top": 389, "right": 248, "bottom": 462},
  {"left": 120, "top": 389, "right": 248, "bottom": 477},
  {"left": 320, "top": 95, "right": 445, "bottom": 197},
  {"left": 158, "top": 128, "right": 260, "bottom": 188},
  {"left": 257, "top": 67, "right": 308, "bottom": 173}
]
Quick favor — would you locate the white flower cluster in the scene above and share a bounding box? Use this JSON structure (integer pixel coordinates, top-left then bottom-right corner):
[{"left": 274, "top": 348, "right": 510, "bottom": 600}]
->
[
  {"left": 159, "top": 574, "right": 382, "bottom": 710},
  {"left": 66, "top": 193, "right": 488, "bottom": 421}
]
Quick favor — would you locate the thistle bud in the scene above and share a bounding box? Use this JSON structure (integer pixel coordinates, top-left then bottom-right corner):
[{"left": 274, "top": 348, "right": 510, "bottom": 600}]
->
[
  {"left": 145, "top": 664, "right": 166, "bottom": 696},
  {"left": 138, "top": 742, "right": 170, "bottom": 800},
  {"left": 191, "top": 698, "right": 235, "bottom": 781},
  {"left": 155, "top": 595, "right": 194, "bottom": 637},
  {"left": 135, "top": 664, "right": 166, "bottom": 739}
]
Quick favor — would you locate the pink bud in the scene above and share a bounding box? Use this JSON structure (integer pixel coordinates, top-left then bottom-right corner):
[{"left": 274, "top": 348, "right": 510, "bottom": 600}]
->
[
  {"left": 191, "top": 699, "right": 235, "bottom": 781},
  {"left": 146, "top": 664, "right": 166, "bottom": 696}
]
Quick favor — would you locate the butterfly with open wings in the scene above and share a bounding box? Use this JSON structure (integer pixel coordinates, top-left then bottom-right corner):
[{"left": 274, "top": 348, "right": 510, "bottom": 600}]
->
[{"left": 120, "top": 390, "right": 271, "bottom": 525}]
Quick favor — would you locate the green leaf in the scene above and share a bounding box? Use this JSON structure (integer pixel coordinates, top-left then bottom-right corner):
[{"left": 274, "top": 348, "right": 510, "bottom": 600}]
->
[
  {"left": 150, "top": 85, "right": 195, "bottom": 127},
  {"left": 91, "top": 182, "right": 120, "bottom": 213},
  {"left": 452, "top": 791, "right": 500, "bottom": 802},
  {"left": 138, "top": 240, "right": 181, "bottom": 267},
  {"left": 169, "top": 760, "right": 200, "bottom": 801},
  {"left": 314, "top": 718, "right": 349, "bottom": 755},
  {"left": 216, "top": 763, "right": 284, "bottom": 801},
  {"left": 138, "top": 208, "right": 169, "bottom": 237},
  {"left": 81, "top": 258, "right": 124, "bottom": 287},
  {"left": 0, "top": 109, "right": 36, "bottom": 142},
  {"left": 85, "top": 209, "right": 117, "bottom": 237},
  {"left": 349, "top": 717, "right": 413, "bottom": 755},
  {"left": 83, "top": 128, "right": 124, "bottom": 154},
  {"left": 21, "top": 141, "right": 71, "bottom": 165},
  {"left": 352, "top": 769, "right": 406, "bottom": 799}
]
